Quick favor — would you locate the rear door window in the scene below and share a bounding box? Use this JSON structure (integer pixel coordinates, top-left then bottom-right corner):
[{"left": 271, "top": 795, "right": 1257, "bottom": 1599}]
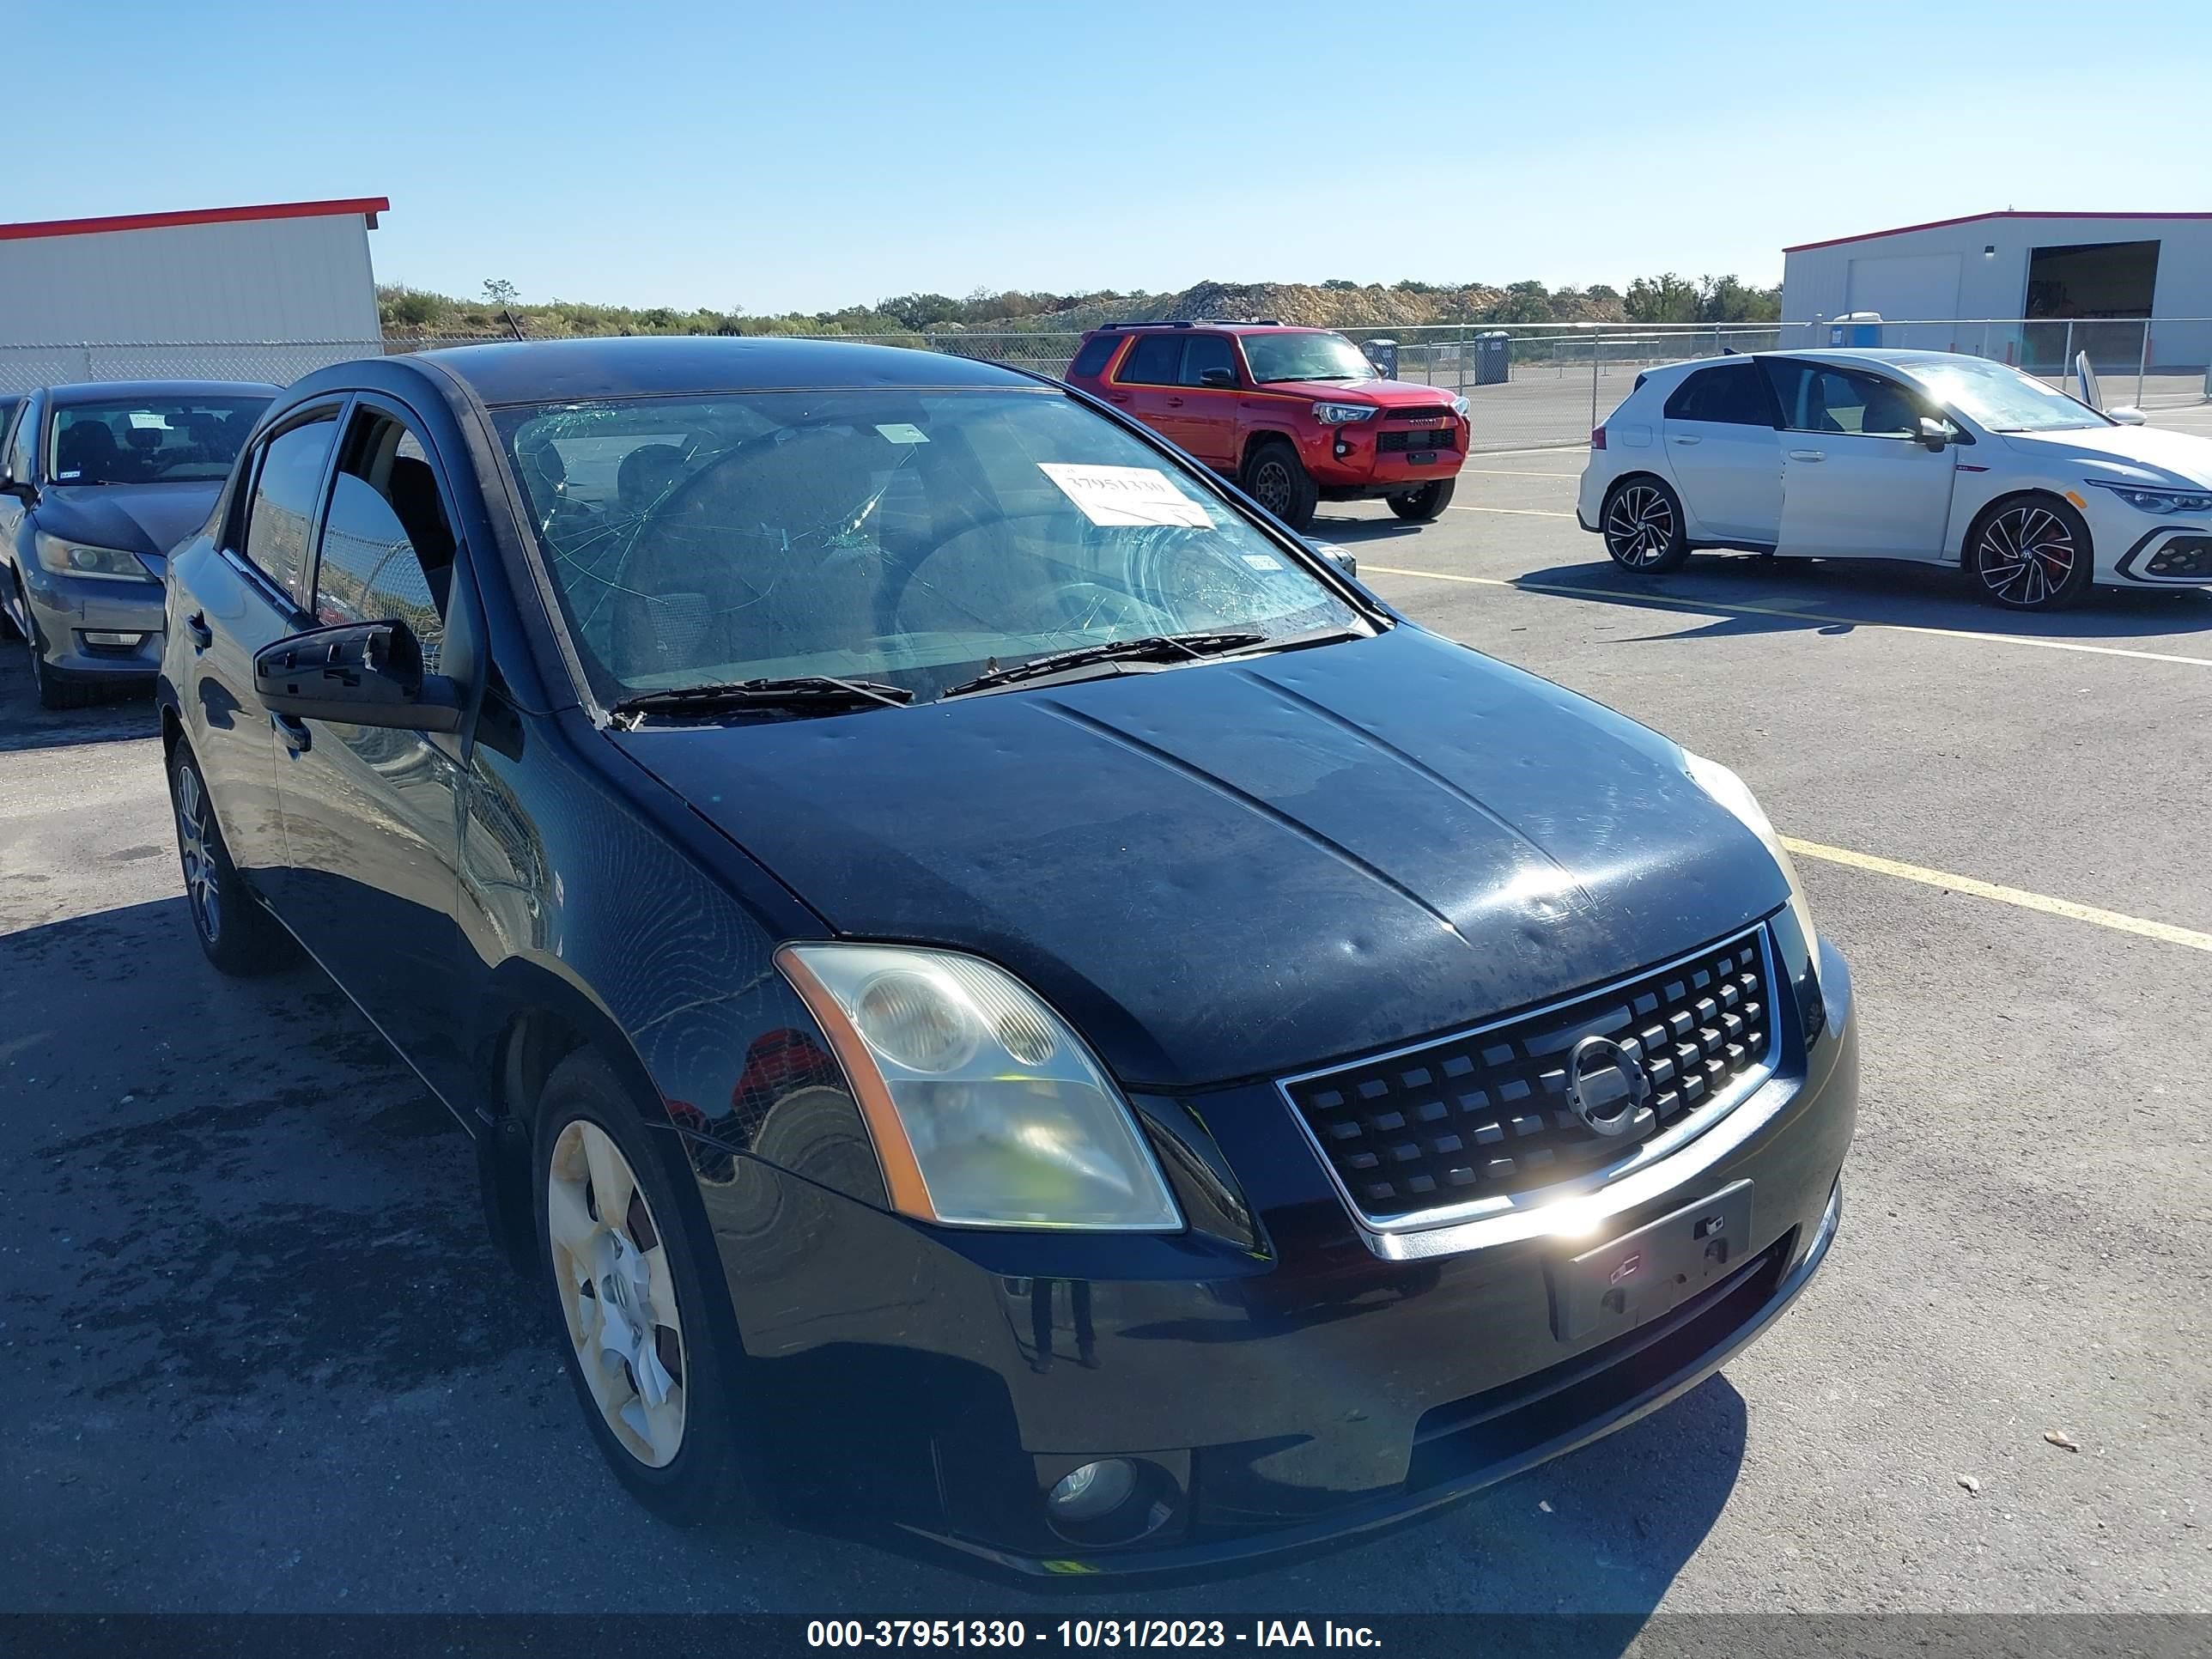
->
[
  {"left": 1663, "top": 364, "right": 1773, "bottom": 426},
  {"left": 1119, "top": 334, "right": 1184, "bottom": 386},
  {"left": 241, "top": 414, "right": 339, "bottom": 597}
]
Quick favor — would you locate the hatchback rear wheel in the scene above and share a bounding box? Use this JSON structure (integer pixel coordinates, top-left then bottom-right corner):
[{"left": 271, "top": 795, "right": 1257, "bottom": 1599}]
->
[
  {"left": 1970, "top": 495, "right": 2092, "bottom": 611},
  {"left": 1601, "top": 478, "right": 1690, "bottom": 574},
  {"left": 167, "top": 742, "right": 296, "bottom": 975}
]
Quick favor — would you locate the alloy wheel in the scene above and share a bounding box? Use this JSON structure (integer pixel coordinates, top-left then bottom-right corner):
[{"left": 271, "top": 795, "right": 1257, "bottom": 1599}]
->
[
  {"left": 547, "top": 1120, "right": 688, "bottom": 1469},
  {"left": 1604, "top": 485, "right": 1676, "bottom": 568},
  {"left": 1251, "top": 460, "right": 1291, "bottom": 514},
  {"left": 173, "top": 762, "right": 222, "bottom": 946},
  {"left": 1977, "top": 505, "right": 2077, "bottom": 607}
]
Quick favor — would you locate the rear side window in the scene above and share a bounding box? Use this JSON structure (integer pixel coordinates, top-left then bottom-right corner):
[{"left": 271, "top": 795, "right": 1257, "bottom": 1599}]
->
[
  {"left": 241, "top": 414, "right": 338, "bottom": 596},
  {"left": 1066, "top": 336, "right": 1120, "bottom": 380},
  {"left": 1181, "top": 335, "right": 1237, "bottom": 386},
  {"left": 1663, "top": 364, "right": 1773, "bottom": 426},
  {"left": 313, "top": 411, "right": 458, "bottom": 671},
  {"left": 1119, "top": 334, "right": 1184, "bottom": 386}
]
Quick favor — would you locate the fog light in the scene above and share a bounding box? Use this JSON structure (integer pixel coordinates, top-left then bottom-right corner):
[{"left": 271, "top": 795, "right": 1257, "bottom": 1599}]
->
[
  {"left": 82, "top": 631, "right": 144, "bottom": 647},
  {"left": 1047, "top": 1458, "right": 1137, "bottom": 1522}
]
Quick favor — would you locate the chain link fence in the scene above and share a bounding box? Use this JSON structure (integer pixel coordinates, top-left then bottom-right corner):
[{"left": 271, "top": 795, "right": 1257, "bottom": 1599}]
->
[{"left": 5, "top": 318, "right": 2204, "bottom": 457}]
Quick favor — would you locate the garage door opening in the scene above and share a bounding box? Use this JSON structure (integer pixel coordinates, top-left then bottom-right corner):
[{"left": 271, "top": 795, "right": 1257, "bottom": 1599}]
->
[{"left": 2023, "top": 240, "right": 2160, "bottom": 370}]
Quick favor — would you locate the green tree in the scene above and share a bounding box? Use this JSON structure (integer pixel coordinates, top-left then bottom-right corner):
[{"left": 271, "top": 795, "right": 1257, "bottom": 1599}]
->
[
  {"left": 483, "top": 278, "right": 520, "bottom": 308},
  {"left": 1625, "top": 272, "right": 1701, "bottom": 323}
]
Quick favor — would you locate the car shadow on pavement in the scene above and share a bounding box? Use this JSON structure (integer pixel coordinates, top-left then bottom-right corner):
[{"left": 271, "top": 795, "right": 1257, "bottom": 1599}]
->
[
  {"left": 2, "top": 892, "right": 1745, "bottom": 1627},
  {"left": 0, "top": 661, "right": 160, "bottom": 754},
  {"left": 1515, "top": 552, "right": 2212, "bottom": 644}
]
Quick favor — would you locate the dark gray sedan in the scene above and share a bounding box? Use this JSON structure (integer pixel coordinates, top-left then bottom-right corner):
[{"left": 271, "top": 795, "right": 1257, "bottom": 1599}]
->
[{"left": 0, "top": 380, "right": 275, "bottom": 708}]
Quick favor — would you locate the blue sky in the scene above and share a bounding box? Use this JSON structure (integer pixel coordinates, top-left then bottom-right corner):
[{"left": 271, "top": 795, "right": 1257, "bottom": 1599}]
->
[{"left": 17, "top": 2, "right": 2209, "bottom": 313}]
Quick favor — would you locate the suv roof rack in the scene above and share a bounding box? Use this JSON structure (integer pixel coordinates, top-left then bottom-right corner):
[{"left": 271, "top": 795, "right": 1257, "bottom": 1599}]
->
[{"left": 1097, "top": 318, "right": 1284, "bottom": 330}]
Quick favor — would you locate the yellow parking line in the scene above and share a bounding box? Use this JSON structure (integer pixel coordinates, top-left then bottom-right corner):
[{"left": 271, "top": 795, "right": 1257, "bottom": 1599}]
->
[
  {"left": 1454, "top": 468, "right": 1582, "bottom": 479},
  {"left": 1444, "top": 505, "right": 1579, "bottom": 519},
  {"left": 1783, "top": 838, "right": 2212, "bottom": 954},
  {"left": 1359, "top": 564, "right": 2212, "bottom": 670}
]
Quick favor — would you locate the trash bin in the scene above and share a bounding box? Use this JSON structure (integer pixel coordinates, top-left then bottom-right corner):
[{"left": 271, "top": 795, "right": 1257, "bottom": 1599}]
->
[
  {"left": 1474, "top": 331, "right": 1510, "bottom": 386},
  {"left": 1361, "top": 337, "right": 1398, "bottom": 379},
  {"left": 1826, "top": 312, "right": 1883, "bottom": 347}
]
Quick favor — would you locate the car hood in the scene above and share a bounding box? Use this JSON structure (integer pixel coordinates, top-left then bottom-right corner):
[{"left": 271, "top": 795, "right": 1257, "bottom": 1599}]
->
[
  {"left": 34, "top": 482, "right": 222, "bottom": 571},
  {"left": 1999, "top": 423, "right": 2212, "bottom": 488},
  {"left": 1251, "top": 377, "right": 1461, "bottom": 410},
  {"left": 614, "top": 627, "right": 1786, "bottom": 1089}
]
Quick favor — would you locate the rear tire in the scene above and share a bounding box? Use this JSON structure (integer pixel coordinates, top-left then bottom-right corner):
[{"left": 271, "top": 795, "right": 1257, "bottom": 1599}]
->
[
  {"left": 1968, "top": 494, "right": 2093, "bottom": 611},
  {"left": 1243, "top": 440, "right": 1319, "bottom": 532},
  {"left": 535, "top": 1048, "right": 753, "bottom": 1524},
  {"left": 167, "top": 741, "right": 297, "bottom": 975},
  {"left": 1601, "top": 477, "right": 1691, "bottom": 574},
  {"left": 1386, "top": 479, "right": 1455, "bottom": 522}
]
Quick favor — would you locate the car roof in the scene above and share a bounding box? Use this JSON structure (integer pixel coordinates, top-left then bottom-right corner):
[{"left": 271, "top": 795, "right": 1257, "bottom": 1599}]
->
[
  {"left": 1086, "top": 321, "right": 1324, "bottom": 336},
  {"left": 411, "top": 335, "right": 1038, "bottom": 405},
  {"left": 43, "top": 379, "right": 283, "bottom": 405}
]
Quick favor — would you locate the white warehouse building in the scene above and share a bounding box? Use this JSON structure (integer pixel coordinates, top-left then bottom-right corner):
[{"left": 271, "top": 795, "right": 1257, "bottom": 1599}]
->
[
  {"left": 1781, "top": 210, "right": 2212, "bottom": 370},
  {"left": 0, "top": 196, "right": 388, "bottom": 392}
]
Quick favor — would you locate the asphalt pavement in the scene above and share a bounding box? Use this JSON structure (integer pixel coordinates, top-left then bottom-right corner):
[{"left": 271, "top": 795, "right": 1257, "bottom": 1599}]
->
[{"left": 2, "top": 455, "right": 2208, "bottom": 1620}]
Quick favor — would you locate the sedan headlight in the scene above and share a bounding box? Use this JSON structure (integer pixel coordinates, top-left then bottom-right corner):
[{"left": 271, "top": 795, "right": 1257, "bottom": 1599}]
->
[
  {"left": 2086, "top": 480, "right": 2212, "bottom": 514},
  {"left": 1311, "top": 402, "right": 1376, "bottom": 425},
  {"left": 33, "top": 532, "right": 155, "bottom": 582},
  {"left": 776, "top": 943, "right": 1181, "bottom": 1231},
  {"left": 1681, "top": 751, "right": 1816, "bottom": 951}
]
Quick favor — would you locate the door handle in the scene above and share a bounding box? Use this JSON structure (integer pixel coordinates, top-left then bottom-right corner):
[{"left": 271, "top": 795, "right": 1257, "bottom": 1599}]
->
[
  {"left": 1165, "top": 396, "right": 1185, "bottom": 407},
  {"left": 1670, "top": 434, "right": 1701, "bottom": 446},
  {"left": 271, "top": 711, "right": 312, "bottom": 755},
  {"left": 1106, "top": 393, "right": 1130, "bottom": 404},
  {"left": 1788, "top": 449, "right": 1825, "bottom": 462},
  {"left": 185, "top": 611, "right": 213, "bottom": 650}
]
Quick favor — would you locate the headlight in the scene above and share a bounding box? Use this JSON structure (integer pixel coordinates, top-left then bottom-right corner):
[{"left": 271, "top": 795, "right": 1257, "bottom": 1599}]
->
[
  {"left": 1311, "top": 402, "right": 1376, "bottom": 425},
  {"left": 776, "top": 943, "right": 1181, "bottom": 1232},
  {"left": 33, "top": 532, "right": 155, "bottom": 582},
  {"left": 1681, "top": 750, "right": 1816, "bottom": 951},
  {"left": 2086, "top": 480, "right": 2212, "bottom": 514},
  {"left": 1451, "top": 396, "right": 1470, "bottom": 418}
]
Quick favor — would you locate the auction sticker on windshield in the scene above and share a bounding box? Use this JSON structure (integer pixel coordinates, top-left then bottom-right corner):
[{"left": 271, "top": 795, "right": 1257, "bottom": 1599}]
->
[{"left": 1038, "top": 463, "right": 1212, "bottom": 528}]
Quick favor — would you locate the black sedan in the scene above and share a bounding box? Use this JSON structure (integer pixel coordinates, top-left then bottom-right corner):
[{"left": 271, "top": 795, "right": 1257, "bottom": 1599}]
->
[
  {"left": 155, "top": 337, "right": 1855, "bottom": 1578},
  {"left": 1, "top": 380, "right": 276, "bottom": 707}
]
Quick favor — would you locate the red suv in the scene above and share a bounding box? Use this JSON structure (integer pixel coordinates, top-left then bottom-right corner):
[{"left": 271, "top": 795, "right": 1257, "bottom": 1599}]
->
[{"left": 1062, "top": 321, "right": 1469, "bottom": 530}]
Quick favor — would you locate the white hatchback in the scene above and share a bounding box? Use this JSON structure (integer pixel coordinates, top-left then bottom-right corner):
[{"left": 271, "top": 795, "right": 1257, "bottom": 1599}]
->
[{"left": 1576, "top": 348, "right": 2212, "bottom": 610}]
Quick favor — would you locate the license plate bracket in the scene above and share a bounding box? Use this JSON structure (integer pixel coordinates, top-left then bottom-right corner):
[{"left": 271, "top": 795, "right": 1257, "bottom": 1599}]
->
[
  {"left": 1406, "top": 451, "right": 1438, "bottom": 466},
  {"left": 1547, "top": 1180, "right": 1754, "bottom": 1342}
]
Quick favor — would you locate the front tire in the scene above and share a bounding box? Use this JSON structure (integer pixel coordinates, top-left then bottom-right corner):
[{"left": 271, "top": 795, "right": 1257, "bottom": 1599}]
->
[
  {"left": 1969, "top": 495, "right": 2092, "bottom": 611},
  {"left": 1387, "top": 479, "right": 1455, "bottom": 522},
  {"left": 22, "top": 595, "right": 94, "bottom": 709},
  {"left": 167, "top": 742, "right": 297, "bottom": 975},
  {"left": 535, "top": 1049, "right": 752, "bottom": 1523},
  {"left": 1243, "top": 440, "right": 1319, "bottom": 531},
  {"left": 1601, "top": 477, "right": 1690, "bottom": 574}
]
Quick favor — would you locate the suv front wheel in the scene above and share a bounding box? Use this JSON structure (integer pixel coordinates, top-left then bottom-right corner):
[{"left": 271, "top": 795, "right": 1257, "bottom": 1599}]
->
[
  {"left": 1387, "top": 480, "right": 1455, "bottom": 522},
  {"left": 1243, "top": 440, "right": 1319, "bottom": 531}
]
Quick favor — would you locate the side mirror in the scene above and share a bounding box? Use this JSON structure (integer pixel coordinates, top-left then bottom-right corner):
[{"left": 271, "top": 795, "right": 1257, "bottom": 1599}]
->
[
  {"left": 1303, "top": 536, "right": 1358, "bottom": 578},
  {"left": 0, "top": 478, "right": 35, "bottom": 504},
  {"left": 1198, "top": 367, "right": 1236, "bottom": 388},
  {"left": 253, "top": 618, "right": 463, "bottom": 734},
  {"left": 2107, "top": 405, "right": 2148, "bottom": 426},
  {"left": 1916, "top": 416, "right": 1957, "bottom": 452}
]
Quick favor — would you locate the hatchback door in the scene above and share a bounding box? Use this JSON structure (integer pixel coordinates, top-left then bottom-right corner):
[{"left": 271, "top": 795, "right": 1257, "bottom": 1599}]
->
[
  {"left": 1658, "top": 362, "right": 1782, "bottom": 543},
  {"left": 1762, "top": 359, "right": 1958, "bottom": 560},
  {"left": 271, "top": 398, "right": 477, "bottom": 1107},
  {"left": 177, "top": 404, "right": 346, "bottom": 881}
]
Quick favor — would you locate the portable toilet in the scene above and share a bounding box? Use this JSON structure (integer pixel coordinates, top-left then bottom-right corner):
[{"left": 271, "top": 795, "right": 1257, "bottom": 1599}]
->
[
  {"left": 1826, "top": 312, "right": 1883, "bottom": 348},
  {"left": 1362, "top": 337, "right": 1399, "bottom": 379},
  {"left": 1474, "top": 331, "right": 1511, "bottom": 386}
]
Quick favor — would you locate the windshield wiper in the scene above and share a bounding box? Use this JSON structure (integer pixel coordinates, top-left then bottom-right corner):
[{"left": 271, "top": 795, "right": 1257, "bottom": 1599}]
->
[
  {"left": 610, "top": 674, "right": 914, "bottom": 723},
  {"left": 939, "top": 631, "right": 1269, "bottom": 698}
]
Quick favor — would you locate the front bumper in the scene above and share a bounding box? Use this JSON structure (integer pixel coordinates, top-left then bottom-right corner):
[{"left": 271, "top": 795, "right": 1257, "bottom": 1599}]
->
[
  {"left": 1302, "top": 424, "right": 1469, "bottom": 495},
  {"left": 19, "top": 563, "right": 165, "bottom": 678},
  {"left": 696, "top": 933, "right": 1856, "bottom": 1581},
  {"left": 2106, "top": 520, "right": 2212, "bottom": 585}
]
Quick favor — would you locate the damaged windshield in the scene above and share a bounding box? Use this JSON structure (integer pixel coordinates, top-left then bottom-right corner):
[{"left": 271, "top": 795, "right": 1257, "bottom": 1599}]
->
[{"left": 494, "top": 388, "right": 1369, "bottom": 708}]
